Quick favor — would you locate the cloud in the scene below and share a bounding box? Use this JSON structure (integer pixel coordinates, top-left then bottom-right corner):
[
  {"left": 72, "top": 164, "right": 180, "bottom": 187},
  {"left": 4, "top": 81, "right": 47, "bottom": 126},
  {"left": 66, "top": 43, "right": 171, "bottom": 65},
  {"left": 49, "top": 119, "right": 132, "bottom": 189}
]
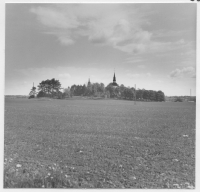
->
[
  {"left": 58, "top": 73, "right": 71, "bottom": 78},
  {"left": 30, "top": 6, "right": 79, "bottom": 29},
  {"left": 16, "top": 67, "right": 72, "bottom": 81},
  {"left": 145, "top": 39, "right": 190, "bottom": 54},
  {"left": 127, "top": 73, "right": 140, "bottom": 78},
  {"left": 127, "top": 72, "right": 151, "bottom": 78},
  {"left": 146, "top": 73, "right": 151, "bottom": 77},
  {"left": 125, "top": 56, "right": 145, "bottom": 64},
  {"left": 30, "top": 4, "right": 154, "bottom": 53},
  {"left": 152, "top": 30, "right": 189, "bottom": 39},
  {"left": 155, "top": 80, "right": 163, "bottom": 83},
  {"left": 30, "top": 4, "right": 194, "bottom": 55},
  {"left": 89, "top": 35, "right": 108, "bottom": 45},
  {"left": 113, "top": 29, "right": 152, "bottom": 54},
  {"left": 137, "top": 65, "right": 145, "bottom": 69},
  {"left": 57, "top": 35, "right": 74, "bottom": 45},
  {"left": 170, "top": 66, "right": 195, "bottom": 78}
]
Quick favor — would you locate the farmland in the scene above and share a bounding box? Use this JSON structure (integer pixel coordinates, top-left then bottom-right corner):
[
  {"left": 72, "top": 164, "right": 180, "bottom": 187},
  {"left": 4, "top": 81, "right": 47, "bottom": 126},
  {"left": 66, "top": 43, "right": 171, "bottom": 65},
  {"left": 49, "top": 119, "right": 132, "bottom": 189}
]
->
[{"left": 4, "top": 98, "right": 195, "bottom": 188}]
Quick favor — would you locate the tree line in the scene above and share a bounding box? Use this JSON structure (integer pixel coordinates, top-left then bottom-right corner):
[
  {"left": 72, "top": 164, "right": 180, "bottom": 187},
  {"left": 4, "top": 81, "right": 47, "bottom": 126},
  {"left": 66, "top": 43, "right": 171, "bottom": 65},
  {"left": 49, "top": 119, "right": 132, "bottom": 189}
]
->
[
  {"left": 69, "top": 83, "right": 165, "bottom": 101},
  {"left": 29, "top": 78, "right": 165, "bottom": 101}
]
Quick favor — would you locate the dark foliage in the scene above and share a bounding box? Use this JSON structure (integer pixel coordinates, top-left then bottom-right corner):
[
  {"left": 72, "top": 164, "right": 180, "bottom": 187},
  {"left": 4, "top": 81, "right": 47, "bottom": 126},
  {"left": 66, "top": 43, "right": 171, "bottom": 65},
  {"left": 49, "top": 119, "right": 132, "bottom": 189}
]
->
[
  {"left": 70, "top": 82, "right": 165, "bottom": 101},
  {"left": 37, "top": 91, "right": 47, "bottom": 98},
  {"left": 136, "top": 89, "right": 165, "bottom": 102},
  {"left": 175, "top": 97, "right": 183, "bottom": 102},
  {"left": 37, "top": 78, "right": 62, "bottom": 97},
  {"left": 28, "top": 78, "right": 62, "bottom": 98},
  {"left": 28, "top": 95, "right": 35, "bottom": 99},
  {"left": 29, "top": 77, "right": 165, "bottom": 101}
]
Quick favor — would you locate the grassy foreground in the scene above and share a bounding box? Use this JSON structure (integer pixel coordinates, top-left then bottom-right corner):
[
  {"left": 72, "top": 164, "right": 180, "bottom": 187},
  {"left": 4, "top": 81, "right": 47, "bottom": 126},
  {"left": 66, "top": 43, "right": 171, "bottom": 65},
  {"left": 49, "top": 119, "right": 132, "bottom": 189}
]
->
[{"left": 4, "top": 98, "right": 195, "bottom": 188}]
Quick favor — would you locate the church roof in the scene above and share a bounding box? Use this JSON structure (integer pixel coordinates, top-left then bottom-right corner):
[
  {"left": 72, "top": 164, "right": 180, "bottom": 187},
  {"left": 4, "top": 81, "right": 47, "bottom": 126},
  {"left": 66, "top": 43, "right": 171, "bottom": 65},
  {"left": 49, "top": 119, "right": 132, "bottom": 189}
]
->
[
  {"left": 87, "top": 78, "right": 91, "bottom": 87},
  {"left": 113, "top": 73, "right": 116, "bottom": 82},
  {"left": 111, "top": 82, "right": 119, "bottom": 87},
  {"left": 110, "top": 72, "right": 118, "bottom": 87}
]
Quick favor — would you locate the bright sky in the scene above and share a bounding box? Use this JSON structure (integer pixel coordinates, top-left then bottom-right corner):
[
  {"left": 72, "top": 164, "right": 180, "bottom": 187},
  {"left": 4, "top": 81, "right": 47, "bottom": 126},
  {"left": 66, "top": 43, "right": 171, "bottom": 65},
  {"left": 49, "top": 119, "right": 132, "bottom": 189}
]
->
[{"left": 5, "top": 3, "right": 196, "bottom": 96}]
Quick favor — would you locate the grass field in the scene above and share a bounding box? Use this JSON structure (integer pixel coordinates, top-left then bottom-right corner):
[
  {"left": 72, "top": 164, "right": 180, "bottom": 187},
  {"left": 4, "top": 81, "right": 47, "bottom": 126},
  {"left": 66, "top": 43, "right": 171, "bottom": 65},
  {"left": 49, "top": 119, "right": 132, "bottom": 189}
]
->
[{"left": 4, "top": 98, "right": 195, "bottom": 188}]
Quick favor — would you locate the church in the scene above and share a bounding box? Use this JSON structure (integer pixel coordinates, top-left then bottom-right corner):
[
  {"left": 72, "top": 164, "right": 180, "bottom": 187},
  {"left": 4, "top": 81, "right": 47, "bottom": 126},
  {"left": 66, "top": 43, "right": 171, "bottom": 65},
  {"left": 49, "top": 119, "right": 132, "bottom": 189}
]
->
[
  {"left": 87, "top": 72, "right": 119, "bottom": 88},
  {"left": 111, "top": 72, "right": 119, "bottom": 87}
]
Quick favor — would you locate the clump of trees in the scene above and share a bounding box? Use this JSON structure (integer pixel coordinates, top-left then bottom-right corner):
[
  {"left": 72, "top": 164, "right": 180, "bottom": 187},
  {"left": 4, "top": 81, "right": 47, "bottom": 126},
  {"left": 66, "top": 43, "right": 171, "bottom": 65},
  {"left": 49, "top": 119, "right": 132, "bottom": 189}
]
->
[
  {"left": 37, "top": 78, "right": 62, "bottom": 98},
  {"left": 28, "top": 78, "right": 165, "bottom": 102},
  {"left": 69, "top": 82, "right": 165, "bottom": 101},
  {"left": 136, "top": 89, "right": 165, "bottom": 102},
  {"left": 174, "top": 97, "right": 183, "bottom": 102},
  {"left": 29, "top": 78, "right": 63, "bottom": 99},
  {"left": 70, "top": 83, "right": 105, "bottom": 97},
  {"left": 105, "top": 84, "right": 135, "bottom": 99}
]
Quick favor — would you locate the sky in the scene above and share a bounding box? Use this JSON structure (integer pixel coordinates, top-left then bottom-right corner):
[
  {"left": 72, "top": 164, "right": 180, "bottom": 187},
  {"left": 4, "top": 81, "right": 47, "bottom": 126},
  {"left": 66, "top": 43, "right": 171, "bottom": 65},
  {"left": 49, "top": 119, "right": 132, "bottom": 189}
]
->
[{"left": 5, "top": 3, "right": 197, "bottom": 96}]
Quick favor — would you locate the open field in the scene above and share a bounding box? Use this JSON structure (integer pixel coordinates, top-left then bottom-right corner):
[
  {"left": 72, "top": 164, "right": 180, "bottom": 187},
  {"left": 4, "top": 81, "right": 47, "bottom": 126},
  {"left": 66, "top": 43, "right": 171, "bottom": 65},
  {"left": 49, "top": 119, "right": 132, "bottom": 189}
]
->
[{"left": 4, "top": 98, "right": 195, "bottom": 188}]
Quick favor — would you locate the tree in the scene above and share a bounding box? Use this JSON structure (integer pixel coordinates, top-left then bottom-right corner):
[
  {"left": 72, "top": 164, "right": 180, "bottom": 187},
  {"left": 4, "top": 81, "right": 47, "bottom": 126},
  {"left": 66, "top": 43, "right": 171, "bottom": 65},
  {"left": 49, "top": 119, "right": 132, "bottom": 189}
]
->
[
  {"left": 92, "top": 83, "right": 98, "bottom": 96},
  {"left": 99, "top": 83, "right": 105, "bottom": 93},
  {"left": 124, "top": 88, "right": 134, "bottom": 100},
  {"left": 50, "top": 78, "right": 61, "bottom": 97},
  {"left": 114, "top": 86, "right": 121, "bottom": 98},
  {"left": 105, "top": 90, "right": 110, "bottom": 98},
  {"left": 70, "top": 84, "right": 86, "bottom": 96},
  {"left": 118, "top": 85, "right": 125, "bottom": 99},
  {"left": 37, "top": 78, "right": 62, "bottom": 98},
  {"left": 149, "top": 90, "right": 156, "bottom": 101},
  {"left": 85, "top": 83, "right": 93, "bottom": 96},
  {"left": 62, "top": 87, "right": 71, "bottom": 98},
  {"left": 37, "top": 91, "right": 46, "bottom": 98},
  {"left": 82, "top": 85, "right": 87, "bottom": 96},
  {"left": 44, "top": 79, "right": 51, "bottom": 95},
  {"left": 57, "top": 91, "right": 63, "bottom": 99},
  {"left": 130, "top": 87, "right": 136, "bottom": 100},
  {"left": 143, "top": 90, "right": 150, "bottom": 101},
  {"left": 106, "top": 83, "right": 116, "bottom": 98},
  {"left": 175, "top": 97, "right": 182, "bottom": 102},
  {"left": 69, "top": 82, "right": 105, "bottom": 98},
  {"left": 70, "top": 85, "right": 76, "bottom": 97},
  {"left": 29, "top": 84, "right": 36, "bottom": 98},
  {"left": 136, "top": 89, "right": 144, "bottom": 100},
  {"left": 156, "top": 90, "right": 165, "bottom": 102},
  {"left": 37, "top": 81, "right": 46, "bottom": 93}
]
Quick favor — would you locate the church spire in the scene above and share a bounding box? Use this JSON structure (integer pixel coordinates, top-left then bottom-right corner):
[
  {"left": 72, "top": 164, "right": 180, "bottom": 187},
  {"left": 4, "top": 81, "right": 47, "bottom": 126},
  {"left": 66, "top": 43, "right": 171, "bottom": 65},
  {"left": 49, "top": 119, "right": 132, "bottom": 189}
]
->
[
  {"left": 113, "top": 72, "right": 116, "bottom": 83},
  {"left": 87, "top": 78, "right": 91, "bottom": 87},
  {"left": 111, "top": 69, "right": 118, "bottom": 87}
]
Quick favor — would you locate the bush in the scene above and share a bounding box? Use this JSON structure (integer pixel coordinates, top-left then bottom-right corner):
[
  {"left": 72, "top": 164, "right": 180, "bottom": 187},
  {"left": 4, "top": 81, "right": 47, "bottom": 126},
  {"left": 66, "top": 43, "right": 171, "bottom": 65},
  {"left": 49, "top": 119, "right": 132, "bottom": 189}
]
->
[
  {"left": 175, "top": 97, "right": 183, "bottom": 102},
  {"left": 37, "top": 91, "right": 46, "bottom": 98},
  {"left": 28, "top": 95, "right": 35, "bottom": 99}
]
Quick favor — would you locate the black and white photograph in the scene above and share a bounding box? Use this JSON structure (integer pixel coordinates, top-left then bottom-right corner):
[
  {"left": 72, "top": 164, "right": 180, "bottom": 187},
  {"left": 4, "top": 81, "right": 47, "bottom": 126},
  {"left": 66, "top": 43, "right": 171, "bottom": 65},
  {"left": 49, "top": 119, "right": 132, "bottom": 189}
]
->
[{"left": 2, "top": 0, "right": 198, "bottom": 189}]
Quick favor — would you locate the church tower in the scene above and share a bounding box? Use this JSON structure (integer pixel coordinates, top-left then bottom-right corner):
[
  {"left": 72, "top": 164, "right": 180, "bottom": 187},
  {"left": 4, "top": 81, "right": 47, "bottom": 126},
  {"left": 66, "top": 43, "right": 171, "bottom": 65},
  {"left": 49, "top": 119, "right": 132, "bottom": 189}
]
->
[
  {"left": 112, "top": 72, "right": 118, "bottom": 87},
  {"left": 113, "top": 73, "right": 116, "bottom": 84},
  {"left": 87, "top": 78, "right": 91, "bottom": 87}
]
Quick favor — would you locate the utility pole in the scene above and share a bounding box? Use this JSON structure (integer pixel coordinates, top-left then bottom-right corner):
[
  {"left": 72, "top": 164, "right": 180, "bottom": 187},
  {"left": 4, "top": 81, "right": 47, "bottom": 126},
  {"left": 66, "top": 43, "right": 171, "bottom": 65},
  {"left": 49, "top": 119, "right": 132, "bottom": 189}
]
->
[{"left": 135, "top": 84, "right": 136, "bottom": 105}]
